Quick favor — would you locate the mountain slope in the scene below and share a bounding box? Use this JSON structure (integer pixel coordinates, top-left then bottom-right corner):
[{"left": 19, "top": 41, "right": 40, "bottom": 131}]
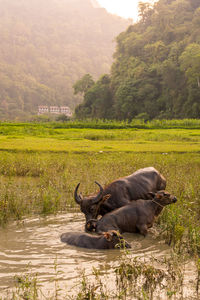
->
[{"left": 0, "top": 0, "right": 130, "bottom": 120}]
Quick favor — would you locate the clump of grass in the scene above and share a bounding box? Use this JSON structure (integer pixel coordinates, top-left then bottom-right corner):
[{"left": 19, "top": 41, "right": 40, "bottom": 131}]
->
[
  {"left": 40, "top": 186, "right": 61, "bottom": 215},
  {"left": 74, "top": 253, "right": 199, "bottom": 300},
  {"left": 158, "top": 183, "right": 200, "bottom": 257},
  {"left": 0, "top": 180, "right": 25, "bottom": 225},
  {"left": 115, "top": 258, "right": 165, "bottom": 299},
  {"left": 4, "top": 253, "right": 199, "bottom": 300},
  {"left": 0, "top": 153, "right": 67, "bottom": 177},
  {"left": 14, "top": 272, "right": 39, "bottom": 300}
]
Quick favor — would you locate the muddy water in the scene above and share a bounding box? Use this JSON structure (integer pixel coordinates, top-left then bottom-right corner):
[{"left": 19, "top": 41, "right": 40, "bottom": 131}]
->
[{"left": 0, "top": 213, "right": 195, "bottom": 298}]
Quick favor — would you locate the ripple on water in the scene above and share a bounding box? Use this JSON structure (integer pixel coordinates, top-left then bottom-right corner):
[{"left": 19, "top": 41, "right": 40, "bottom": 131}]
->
[{"left": 0, "top": 213, "right": 189, "bottom": 296}]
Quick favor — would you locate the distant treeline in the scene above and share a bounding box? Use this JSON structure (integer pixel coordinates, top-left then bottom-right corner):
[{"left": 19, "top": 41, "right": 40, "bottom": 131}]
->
[
  {"left": 0, "top": 0, "right": 130, "bottom": 120},
  {"left": 75, "top": 0, "right": 200, "bottom": 120}
]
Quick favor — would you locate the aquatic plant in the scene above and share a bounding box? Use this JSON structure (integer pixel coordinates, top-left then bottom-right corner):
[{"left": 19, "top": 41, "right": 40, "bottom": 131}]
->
[{"left": 3, "top": 253, "right": 199, "bottom": 300}]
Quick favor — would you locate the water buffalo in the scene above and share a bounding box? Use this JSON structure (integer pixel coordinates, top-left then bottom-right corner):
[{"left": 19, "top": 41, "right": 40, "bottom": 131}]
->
[
  {"left": 86, "top": 191, "right": 177, "bottom": 236},
  {"left": 60, "top": 230, "right": 131, "bottom": 249},
  {"left": 74, "top": 167, "right": 166, "bottom": 222}
]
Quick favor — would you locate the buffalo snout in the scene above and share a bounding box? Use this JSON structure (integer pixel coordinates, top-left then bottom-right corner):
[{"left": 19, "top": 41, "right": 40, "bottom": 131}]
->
[{"left": 168, "top": 194, "right": 177, "bottom": 204}]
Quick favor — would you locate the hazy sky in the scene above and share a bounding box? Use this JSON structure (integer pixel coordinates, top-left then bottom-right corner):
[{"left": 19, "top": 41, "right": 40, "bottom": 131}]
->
[{"left": 97, "top": 0, "right": 155, "bottom": 21}]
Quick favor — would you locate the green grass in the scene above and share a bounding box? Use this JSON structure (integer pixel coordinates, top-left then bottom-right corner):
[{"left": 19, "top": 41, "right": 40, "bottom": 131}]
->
[
  {"left": 0, "top": 135, "right": 200, "bottom": 153},
  {"left": 0, "top": 122, "right": 200, "bottom": 153},
  {"left": 1, "top": 118, "right": 200, "bottom": 133},
  {"left": 0, "top": 122, "right": 200, "bottom": 257}
]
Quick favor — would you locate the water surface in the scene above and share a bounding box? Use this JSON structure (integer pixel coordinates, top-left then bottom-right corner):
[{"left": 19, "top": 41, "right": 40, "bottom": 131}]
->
[{"left": 0, "top": 213, "right": 196, "bottom": 298}]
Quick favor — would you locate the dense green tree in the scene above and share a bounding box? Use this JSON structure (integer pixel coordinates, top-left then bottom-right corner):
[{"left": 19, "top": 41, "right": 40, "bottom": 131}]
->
[
  {"left": 73, "top": 74, "right": 95, "bottom": 95},
  {"left": 75, "top": 74, "right": 113, "bottom": 119},
  {"left": 179, "top": 43, "right": 200, "bottom": 87},
  {"left": 114, "top": 79, "right": 139, "bottom": 120},
  {"left": 75, "top": 0, "right": 200, "bottom": 120}
]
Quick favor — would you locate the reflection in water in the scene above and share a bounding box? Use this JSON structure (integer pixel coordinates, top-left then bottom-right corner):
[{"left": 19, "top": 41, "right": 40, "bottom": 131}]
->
[{"left": 0, "top": 213, "right": 193, "bottom": 297}]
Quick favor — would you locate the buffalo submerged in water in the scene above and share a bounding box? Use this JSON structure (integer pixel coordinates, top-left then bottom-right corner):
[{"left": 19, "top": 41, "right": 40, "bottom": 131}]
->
[
  {"left": 60, "top": 230, "right": 131, "bottom": 249},
  {"left": 74, "top": 167, "right": 166, "bottom": 222}
]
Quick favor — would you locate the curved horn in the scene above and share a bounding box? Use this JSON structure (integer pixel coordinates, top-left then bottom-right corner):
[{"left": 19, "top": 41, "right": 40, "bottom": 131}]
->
[
  {"left": 74, "top": 183, "right": 83, "bottom": 205},
  {"left": 92, "top": 181, "right": 104, "bottom": 204}
]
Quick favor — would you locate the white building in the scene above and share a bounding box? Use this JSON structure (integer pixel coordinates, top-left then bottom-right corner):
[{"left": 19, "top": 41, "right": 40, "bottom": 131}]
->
[
  {"left": 60, "top": 106, "right": 73, "bottom": 117},
  {"left": 38, "top": 106, "right": 49, "bottom": 114},
  {"left": 38, "top": 105, "right": 72, "bottom": 117},
  {"left": 49, "top": 106, "right": 60, "bottom": 114}
]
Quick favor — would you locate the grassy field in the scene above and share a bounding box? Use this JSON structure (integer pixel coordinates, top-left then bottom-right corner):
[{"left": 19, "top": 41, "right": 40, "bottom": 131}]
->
[
  {"left": 0, "top": 121, "right": 200, "bottom": 153},
  {"left": 0, "top": 121, "right": 200, "bottom": 299},
  {"left": 0, "top": 121, "right": 200, "bottom": 257}
]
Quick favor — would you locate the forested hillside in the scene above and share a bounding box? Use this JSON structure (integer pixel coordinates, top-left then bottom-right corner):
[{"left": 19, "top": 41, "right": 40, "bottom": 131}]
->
[
  {"left": 0, "top": 0, "right": 130, "bottom": 120},
  {"left": 75, "top": 0, "right": 200, "bottom": 120}
]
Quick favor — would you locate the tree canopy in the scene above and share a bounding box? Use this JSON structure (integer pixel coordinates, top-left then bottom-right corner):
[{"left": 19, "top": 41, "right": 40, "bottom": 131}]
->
[{"left": 75, "top": 0, "right": 200, "bottom": 120}]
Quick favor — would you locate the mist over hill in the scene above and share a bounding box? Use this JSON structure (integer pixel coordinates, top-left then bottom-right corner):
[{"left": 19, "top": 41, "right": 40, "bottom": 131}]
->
[{"left": 0, "top": 0, "right": 130, "bottom": 120}]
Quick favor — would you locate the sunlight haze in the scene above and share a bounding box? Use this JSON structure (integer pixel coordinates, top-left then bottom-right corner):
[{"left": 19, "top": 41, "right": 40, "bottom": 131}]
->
[{"left": 97, "top": 0, "right": 155, "bottom": 21}]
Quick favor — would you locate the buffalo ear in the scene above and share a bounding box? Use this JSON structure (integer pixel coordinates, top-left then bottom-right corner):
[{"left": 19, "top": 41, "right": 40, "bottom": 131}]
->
[
  {"left": 112, "top": 230, "right": 120, "bottom": 237},
  {"left": 148, "top": 192, "right": 155, "bottom": 199},
  {"left": 104, "top": 232, "right": 112, "bottom": 241},
  {"left": 95, "top": 194, "right": 111, "bottom": 209}
]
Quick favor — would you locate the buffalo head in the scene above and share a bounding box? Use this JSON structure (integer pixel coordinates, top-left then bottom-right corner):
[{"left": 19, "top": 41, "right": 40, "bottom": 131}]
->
[
  {"left": 149, "top": 190, "right": 177, "bottom": 206},
  {"left": 103, "top": 230, "right": 131, "bottom": 249},
  {"left": 74, "top": 181, "right": 109, "bottom": 221}
]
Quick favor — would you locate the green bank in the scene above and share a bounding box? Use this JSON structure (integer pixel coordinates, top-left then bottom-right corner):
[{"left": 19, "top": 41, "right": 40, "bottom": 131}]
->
[{"left": 0, "top": 122, "right": 200, "bottom": 153}]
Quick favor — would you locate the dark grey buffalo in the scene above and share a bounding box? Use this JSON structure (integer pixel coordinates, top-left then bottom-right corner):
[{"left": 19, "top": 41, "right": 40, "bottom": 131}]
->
[
  {"left": 86, "top": 191, "right": 177, "bottom": 236},
  {"left": 60, "top": 230, "right": 131, "bottom": 249},
  {"left": 74, "top": 167, "right": 166, "bottom": 222}
]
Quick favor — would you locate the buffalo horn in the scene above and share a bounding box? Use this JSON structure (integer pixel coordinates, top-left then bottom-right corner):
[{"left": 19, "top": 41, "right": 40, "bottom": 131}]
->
[
  {"left": 74, "top": 183, "right": 83, "bottom": 204},
  {"left": 92, "top": 181, "right": 104, "bottom": 204}
]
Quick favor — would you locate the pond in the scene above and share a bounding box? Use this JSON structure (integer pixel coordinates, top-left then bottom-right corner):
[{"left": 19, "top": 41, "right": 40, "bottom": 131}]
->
[{"left": 0, "top": 213, "right": 197, "bottom": 299}]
